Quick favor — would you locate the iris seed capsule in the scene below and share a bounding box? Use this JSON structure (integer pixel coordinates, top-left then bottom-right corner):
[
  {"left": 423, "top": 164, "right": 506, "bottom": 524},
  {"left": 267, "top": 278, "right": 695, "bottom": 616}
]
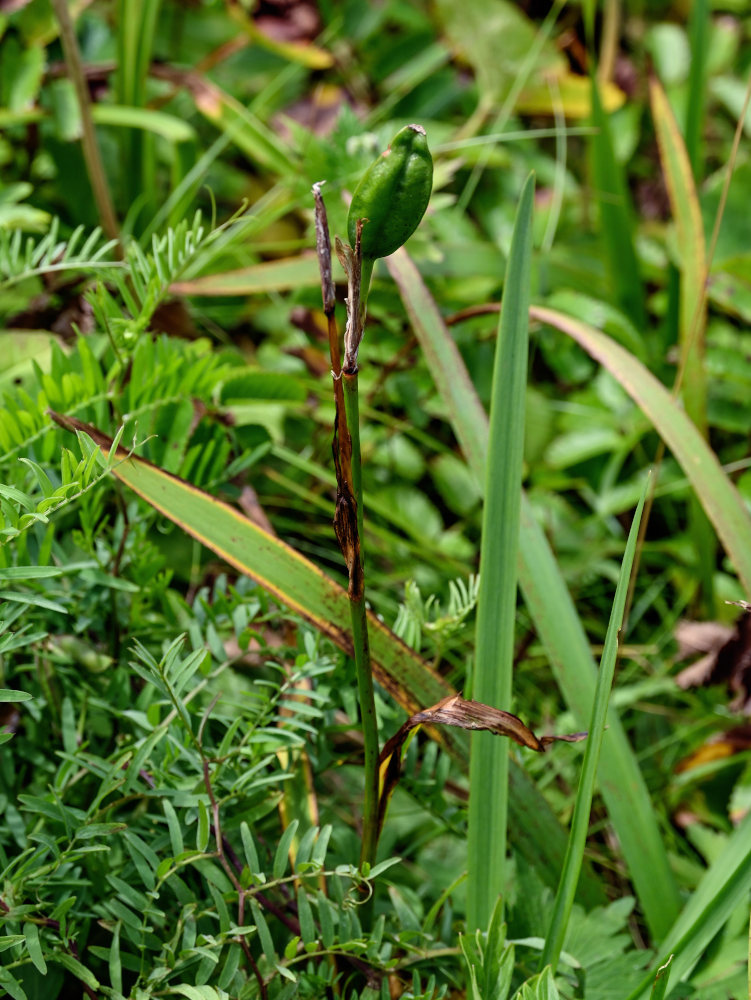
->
[{"left": 347, "top": 124, "right": 433, "bottom": 261}]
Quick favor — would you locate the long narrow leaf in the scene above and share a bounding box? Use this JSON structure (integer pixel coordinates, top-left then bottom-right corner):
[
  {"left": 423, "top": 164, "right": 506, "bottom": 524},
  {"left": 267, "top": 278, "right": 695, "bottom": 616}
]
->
[
  {"left": 468, "top": 172, "right": 534, "bottom": 930},
  {"left": 387, "top": 251, "right": 680, "bottom": 939},
  {"left": 49, "top": 412, "right": 448, "bottom": 718},
  {"left": 48, "top": 410, "right": 604, "bottom": 904},
  {"left": 531, "top": 306, "right": 751, "bottom": 597},
  {"left": 650, "top": 75, "right": 714, "bottom": 609},
  {"left": 542, "top": 483, "right": 647, "bottom": 971}
]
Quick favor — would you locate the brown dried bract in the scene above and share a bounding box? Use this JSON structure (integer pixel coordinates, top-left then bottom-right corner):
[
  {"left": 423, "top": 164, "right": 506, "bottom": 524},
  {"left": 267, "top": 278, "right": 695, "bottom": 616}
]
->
[
  {"left": 376, "top": 694, "right": 587, "bottom": 834},
  {"left": 675, "top": 613, "right": 751, "bottom": 713}
]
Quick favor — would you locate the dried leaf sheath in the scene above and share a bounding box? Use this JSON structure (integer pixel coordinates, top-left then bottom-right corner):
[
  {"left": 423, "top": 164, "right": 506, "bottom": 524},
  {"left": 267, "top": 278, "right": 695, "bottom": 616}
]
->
[
  {"left": 377, "top": 694, "right": 586, "bottom": 835},
  {"left": 313, "top": 185, "right": 362, "bottom": 600},
  {"left": 335, "top": 219, "right": 366, "bottom": 374},
  {"left": 332, "top": 463, "right": 362, "bottom": 600}
]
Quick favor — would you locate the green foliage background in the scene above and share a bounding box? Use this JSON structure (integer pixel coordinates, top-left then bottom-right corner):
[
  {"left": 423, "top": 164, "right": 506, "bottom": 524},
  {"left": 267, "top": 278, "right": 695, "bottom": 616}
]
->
[{"left": 1, "top": 1, "right": 751, "bottom": 998}]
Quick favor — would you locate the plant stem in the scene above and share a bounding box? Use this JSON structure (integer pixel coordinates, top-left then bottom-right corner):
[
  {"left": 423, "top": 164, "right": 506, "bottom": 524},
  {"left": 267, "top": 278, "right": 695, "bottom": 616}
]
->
[
  {"left": 313, "top": 184, "right": 380, "bottom": 868},
  {"left": 50, "top": 0, "right": 121, "bottom": 250},
  {"left": 342, "top": 370, "right": 380, "bottom": 868}
]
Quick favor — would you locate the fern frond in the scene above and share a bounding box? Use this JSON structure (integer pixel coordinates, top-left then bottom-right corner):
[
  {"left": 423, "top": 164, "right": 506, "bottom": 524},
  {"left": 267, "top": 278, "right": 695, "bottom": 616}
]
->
[
  {"left": 0, "top": 217, "right": 120, "bottom": 289},
  {"left": 0, "top": 338, "right": 111, "bottom": 466},
  {"left": 0, "top": 428, "right": 124, "bottom": 546},
  {"left": 394, "top": 575, "right": 480, "bottom": 654},
  {"left": 0, "top": 332, "right": 231, "bottom": 486},
  {"left": 89, "top": 211, "right": 208, "bottom": 350}
]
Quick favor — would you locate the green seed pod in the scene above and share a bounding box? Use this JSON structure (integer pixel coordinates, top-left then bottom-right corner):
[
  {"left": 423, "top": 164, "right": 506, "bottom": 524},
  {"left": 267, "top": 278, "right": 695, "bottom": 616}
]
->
[{"left": 347, "top": 123, "right": 433, "bottom": 261}]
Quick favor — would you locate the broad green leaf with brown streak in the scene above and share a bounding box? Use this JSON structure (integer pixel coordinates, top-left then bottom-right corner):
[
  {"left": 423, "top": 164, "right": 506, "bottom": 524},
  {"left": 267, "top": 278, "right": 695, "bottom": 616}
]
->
[{"left": 49, "top": 410, "right": 442, "bottom": 719}]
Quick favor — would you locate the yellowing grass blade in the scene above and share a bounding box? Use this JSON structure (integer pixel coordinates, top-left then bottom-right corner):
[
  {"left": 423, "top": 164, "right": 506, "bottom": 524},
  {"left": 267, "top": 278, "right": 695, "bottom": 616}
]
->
[
  {"left": 519, "top": 72, "right": 625, "bottom": 117},
  {"left": 650, "top": 76, "right": 707, "bottom": 433},
  {"left": 227, "top": 4, "right": 334, "bottom": 70},
  {"left": 650, "top": 78, "right": 715, "bottom": 612},
  {"left": 170, "top": 256, "right": 321, "bottom": 297}
]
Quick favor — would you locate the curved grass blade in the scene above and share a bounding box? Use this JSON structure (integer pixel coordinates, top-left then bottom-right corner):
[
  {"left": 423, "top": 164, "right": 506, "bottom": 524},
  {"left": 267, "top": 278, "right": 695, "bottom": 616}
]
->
[
  {"left": 91, "top": 105, "right": 196, "bottom": 144},
  {"left": 542, "top": 483, "right": 647, "bottom": 972},
  {"left": 226, "top": 2, "right": 334, "bottom": 69},
  {"left": 386, "top": 250, "right": 680, "bottom": 939},
  {"left": 532, "top": 305, "right": 751, "bottom": 597}
]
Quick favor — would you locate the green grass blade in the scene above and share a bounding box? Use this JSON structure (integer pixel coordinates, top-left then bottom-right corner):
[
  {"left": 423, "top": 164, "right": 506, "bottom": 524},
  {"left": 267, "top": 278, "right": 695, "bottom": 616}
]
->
[
  {"left": 187, "top": 82, "right": 297, "bottom": 178},
  {"left": 542, "top": 482, "right": 648, "bottom": 971},
  {"left": 387, "top": 252, "right": 680, "bottom": 940},
  {"left": 626, "top": 808, "right": 751, "bottom": 1000},
  {"left": 468, "top": 172, "right": 534, "bottom": 930},
  {"left": 115, "top": 0, "right": 162, "bottom": 215},
  {"left": 590, "top": 76, "right": 646, "bottom": 329},
  {"left": 582, "top": 0, "right": 595, "bottom": 47},
  {"left": 49, "top": 412, "right": 606, "bottom": 901},
  {"left": 90, "top": 105, "right": 196, "bottom": 144},
  {"left": 532, "top": 306, "right": 751, "bottom": 598},
  {"left": 649, "top": 957, "right": 673, "bottom": 1000},
  {"left": 685, "top": 0, "right": 710, "bottom": 180}
]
